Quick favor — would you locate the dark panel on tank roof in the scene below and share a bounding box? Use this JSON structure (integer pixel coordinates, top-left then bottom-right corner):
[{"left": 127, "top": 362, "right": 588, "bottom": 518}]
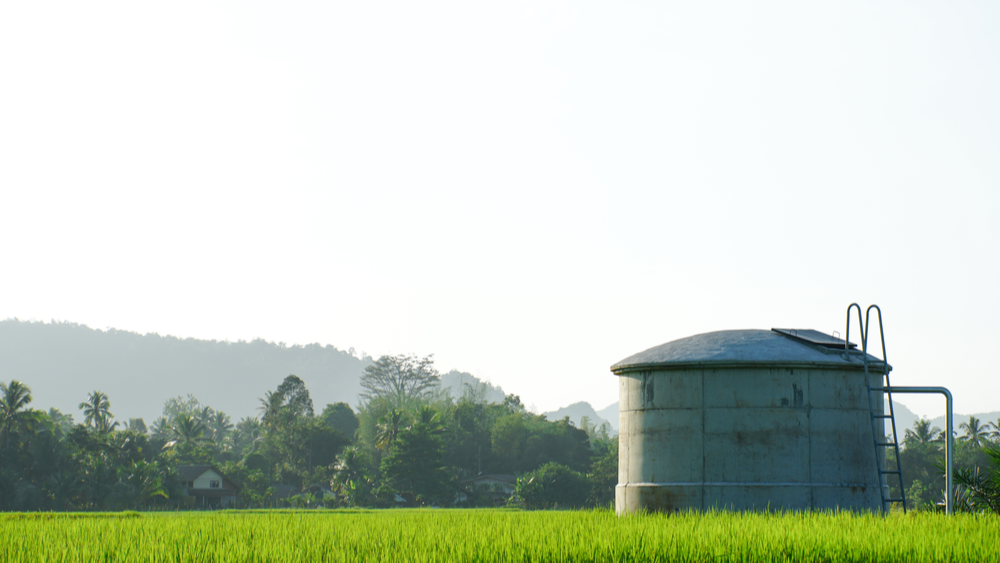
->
[{"left": 771, "top": 328, "right": 856, "bottom": 349}]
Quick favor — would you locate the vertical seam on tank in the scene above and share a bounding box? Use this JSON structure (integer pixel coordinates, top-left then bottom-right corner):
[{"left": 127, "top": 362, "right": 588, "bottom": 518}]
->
[
  {"left": 807, "top": 368, "right": 813, "bottom": 509},
  {"left": 701, "top": 368, "right": 706, "bottom": 511}
]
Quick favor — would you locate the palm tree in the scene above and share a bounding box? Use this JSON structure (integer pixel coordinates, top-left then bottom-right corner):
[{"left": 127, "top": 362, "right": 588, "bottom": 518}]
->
[
  {"left": 234, "top": 417, "right": 263, "bottom": 455},
  {"left": 416, "top": 405, "right": 443, "bottom": 432},
  {"left": 47, "top": 408, "right": 75, "bottom": 436},
  {"left": 904, "top": 418, "right": 942, "bottom": 447},
  {"left": 209, "top": 411, "right": 233, "bottom": 447},
  {"left": 196, "top": 407, "right": 215, "bottom": 439},
  {"left": 258, "top": 391, "right": 285, "bottom": 427},
  {"left": 332, "top": 447, "right": 369, "bottom": 490},
  {"left": 987, "top": 419, "right": 1000, "bottom": 442},
  {"left": 959, "top": 416, "right": 990, "bottom": 448},
  {"left": 79, "top": 391, "right": 114, "bottom": 431},
  {"left": 94, "top": 416, "right": 120, "bottom": 434},
  {"left": 115, "top": 460, "right": 168, "bottom": 509},
  {"left": 0, "top": 380, "right": 34, "bottom": 451},
  {"left": 953, "top": 445, "right": 1000, "bottom": 514},
  {"left": 125, "top": 418, "right": 147, "bottom": 435},
  {"left": 170, "top": 413, "right": 208, "bottom": 446},
  {"left": 375, "top": 408, "right": 405, "bottom": 453},
  {"left": 149, "top": 417, "right": 171, "bottom": 441}
]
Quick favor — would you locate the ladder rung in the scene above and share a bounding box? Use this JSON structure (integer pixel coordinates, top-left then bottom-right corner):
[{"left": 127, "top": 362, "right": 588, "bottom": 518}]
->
[
  {"left": 875, "top": 442, "right": 898, "bottom": 447},
  {"left": 880, "top": 470, "right": 901, "bottom": 475},
  {"left": 883, "top": 498, "right": 905, "bottom": 503},
  {"left": 872, "top": 414, "right": 893, "bottom": 419}
]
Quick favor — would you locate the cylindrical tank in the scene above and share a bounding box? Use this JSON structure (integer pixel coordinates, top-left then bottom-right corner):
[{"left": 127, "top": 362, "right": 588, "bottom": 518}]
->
[{"left": 612, "top": 329, "right": 889, "bottom": 513}]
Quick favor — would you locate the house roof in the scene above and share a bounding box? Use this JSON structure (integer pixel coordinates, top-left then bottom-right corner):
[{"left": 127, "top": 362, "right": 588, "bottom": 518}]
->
[
  {"left": 460, "top": 474, "right": 516, "bottom": 485},
  {"left": 177, "top": 465, "right": 216, "bottom": 481},
  {"left": 176, "top": 465, "right": 241, "bottom": 492}
]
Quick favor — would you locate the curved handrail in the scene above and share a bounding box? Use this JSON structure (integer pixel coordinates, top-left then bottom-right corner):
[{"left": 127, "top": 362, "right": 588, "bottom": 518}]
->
[
  {"left": 845, "top": 303, "right": 864, "bottom": 355},
  {"left": 865, "top": 304, "right": 887, "bottom": 369}
]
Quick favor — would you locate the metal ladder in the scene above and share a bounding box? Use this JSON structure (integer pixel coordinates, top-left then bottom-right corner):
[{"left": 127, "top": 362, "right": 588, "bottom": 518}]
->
[{"left": 847, "top": 303, "right": 906, "bottom": 514}]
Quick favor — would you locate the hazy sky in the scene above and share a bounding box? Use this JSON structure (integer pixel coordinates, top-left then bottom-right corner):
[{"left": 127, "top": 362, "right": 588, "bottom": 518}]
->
[{"left": 2, "top": 1, "right": 998, "bottom": 418}]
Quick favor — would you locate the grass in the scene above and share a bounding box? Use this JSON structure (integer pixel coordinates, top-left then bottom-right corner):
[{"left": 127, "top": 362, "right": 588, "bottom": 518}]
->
[{"left": 1, "top": 509, "right": 998, "bottom": 562}]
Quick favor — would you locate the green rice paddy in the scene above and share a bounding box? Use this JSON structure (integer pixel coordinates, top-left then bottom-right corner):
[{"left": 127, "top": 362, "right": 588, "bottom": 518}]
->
[{"left": 2, "top": 509, "right": 998, "bottom": 562}]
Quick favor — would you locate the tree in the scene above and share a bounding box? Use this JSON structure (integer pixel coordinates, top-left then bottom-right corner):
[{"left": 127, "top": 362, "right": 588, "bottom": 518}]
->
[
  {"left": 165, "top": 413, "right": 213, "bottom": 465},
  {"left": 269, "top": 417, "right": 350, "bottom": 487},
  {"left": 988, "top": 419, "right": 1000, "bottom": 442},
  {"left": 959, "top": 416, "right": 991, "bottom": 449},
  {"left": 170, "top": 413, "right": 209, "bottom": 446},
  {"left": 258, "top": 390, "right": 285, "bottom": 427},
  {"left": 904, "top": 418, "right": 942, "bottom": 447},
  {"left": 491, "top": 413, "right": 526, "bottom": 472},
  {"left": 588, "top": 440, "right": 618, "bottom": 507},
  {"left": 332, "top": 446, "right": 374, "bottom": 506},
  {"left": 380, "top": 406, "right": 451, "bottom": 505},
  {"left": 888, "top": 419, "right": 955, "bottom": 510},
  {"left": 502, "top": 394, "right": 524, "bottom": 413},
  {"left": 125, "top": 418, "right": 147, "bottom": 435},
  {"left": 321, "top": 403, "right": 359, "bottom": 439},
  {"left": 196, "top": 407, "right": 215, "bottom": 433},
  {"left": 360, "top": 354, "right": 440, "bottom": 406},
  {"left": 79, "top": 391, "right": 114, "bottom": 432},
  {"left": 954, "top": 444, "right": 1000, "bottom": 514},
  {"left": 47, "top": 408, "right": 75, "bottom": 436},
  {"left": 219, "top": 461, "right": 273, "bottom": 509},
  {"left": 149, "top": 417, "right": 171, "bottom": 441},
  {"left": 161, "top": 394, "right": 204, "bottom": 422},
  {"left": 514, "top": 462, "right": 589, "bottom": 509},
  {"left": 276, "top": 375, "right": 314, "bottom": 418},
  {"left": 520, "top": 417, "right": 591, "bottom": 473},
  {"left": 208, "top": 411, "right": 233, "bottom": 447},
  {"left": 375, "top": 409, "right": 406, "bottom": 453},
  {"left": 0, "top": 380, "right": 36, "bottom": 451},
  {"left": 94, "top": 416, "right": 120, "bottom": 434},
  {"left": 233, "top": 417, "right": 263, "bottom": 457},
  {"left": 112, "top": 460, "right": 167, "bottom": 509},
  {"left": 164, "top": 413, "right": 213, "bottom": 465}
]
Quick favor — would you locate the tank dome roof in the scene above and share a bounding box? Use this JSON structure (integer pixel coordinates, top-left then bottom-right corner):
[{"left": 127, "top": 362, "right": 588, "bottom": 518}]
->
[{"left": 611, "top": 329, "right": 889, "bottom": 373}]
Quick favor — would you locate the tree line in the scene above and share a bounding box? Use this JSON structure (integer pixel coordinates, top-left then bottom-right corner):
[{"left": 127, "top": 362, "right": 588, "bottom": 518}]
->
[
  {"left": 888, "top": 415, "right": 1000, "bottom": 513},
  {"left": 0, "top": 354, "right": 616, "bottom": 511}
]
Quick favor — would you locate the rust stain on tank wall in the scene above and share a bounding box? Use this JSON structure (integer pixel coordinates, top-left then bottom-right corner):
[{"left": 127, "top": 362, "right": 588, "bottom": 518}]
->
[{"left": 643, "top": 487, "right": 679, "bottom": 513}]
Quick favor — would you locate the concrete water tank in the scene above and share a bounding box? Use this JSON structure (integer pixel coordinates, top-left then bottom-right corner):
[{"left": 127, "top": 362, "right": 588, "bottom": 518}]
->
[{"left": 612, "top": 328, "right": 889, "bottom": 513}]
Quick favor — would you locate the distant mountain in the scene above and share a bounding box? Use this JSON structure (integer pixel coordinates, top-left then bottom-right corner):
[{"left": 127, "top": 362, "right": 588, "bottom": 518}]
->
[
  {"left": 542, "top": 401, "right": 614, "bottom": 432},
  {"left": 596, "top": 402, "right": 619, "bottom": 432},
  {"left": 890, "top": 400, "right": 1000, "bottom": 439},
  {"left": 0, "top": 319, "right": 373, "bottom": 423},
  {"left": 889, "top": 401, "right": 920, "bottom": 437},
  {"left": 936, "top": 411, "right": 1000, "bottom": 434}
]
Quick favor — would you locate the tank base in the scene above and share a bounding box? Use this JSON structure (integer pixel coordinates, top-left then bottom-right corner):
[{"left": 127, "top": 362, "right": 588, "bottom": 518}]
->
[{"left": 616, "top": 482, "right": 881, "bottom": 514}]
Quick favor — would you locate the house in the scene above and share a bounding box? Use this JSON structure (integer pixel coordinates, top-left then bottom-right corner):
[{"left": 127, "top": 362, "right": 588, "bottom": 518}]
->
[
  {"left": 177, "top": 465, "right": 241, "bottom": 509},
  {"left": 272, "top": 483, "right": 299, "bottom": 505},
  {"left": 456, "top": 474, "right": 516, "bottom": 506}
]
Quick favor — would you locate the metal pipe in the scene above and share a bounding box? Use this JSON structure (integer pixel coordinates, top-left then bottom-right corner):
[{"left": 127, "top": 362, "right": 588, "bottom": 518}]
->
[
  {"left": 845, "top": 303, "right": 863, "bottom": 351},
  {"left": 871, "top": 386, "right": 954, "bottom": 514}
]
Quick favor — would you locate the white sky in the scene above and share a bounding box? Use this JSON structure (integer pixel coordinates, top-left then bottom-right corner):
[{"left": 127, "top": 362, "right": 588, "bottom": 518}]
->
[{"left": 1, "top": 1, "right": 998, "bottom": 418}]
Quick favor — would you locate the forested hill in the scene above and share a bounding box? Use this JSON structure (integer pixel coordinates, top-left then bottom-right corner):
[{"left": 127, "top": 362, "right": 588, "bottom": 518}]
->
[{"left": 0, "top": 319, "right": 373, "bottom": 423}]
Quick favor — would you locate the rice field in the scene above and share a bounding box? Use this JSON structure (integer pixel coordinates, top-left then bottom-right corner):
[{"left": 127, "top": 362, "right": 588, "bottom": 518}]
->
[{"left": 1, "top": 509, "right": 998, "bottom": 562}]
